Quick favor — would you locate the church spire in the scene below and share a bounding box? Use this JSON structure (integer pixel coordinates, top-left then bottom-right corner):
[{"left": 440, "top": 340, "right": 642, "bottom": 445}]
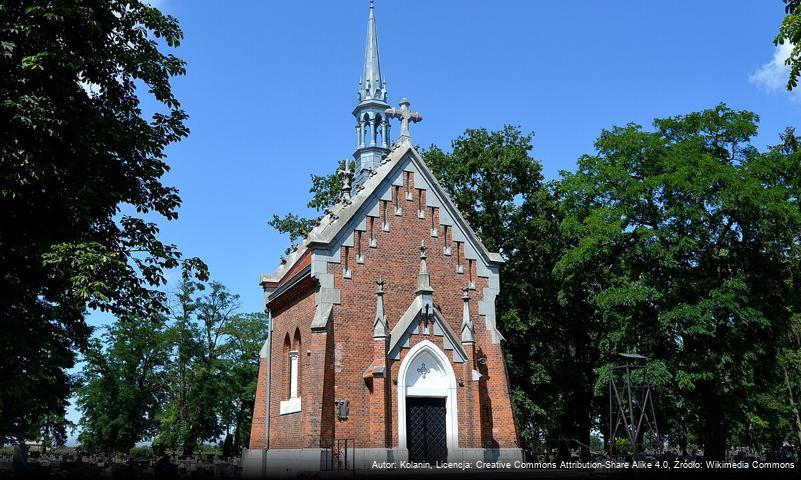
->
[
  {"left": 359, "top": 0, "right": 387, "bottom": 103},
  {"left": 353, "top": 0, "right": 391, "bottom": 188}
]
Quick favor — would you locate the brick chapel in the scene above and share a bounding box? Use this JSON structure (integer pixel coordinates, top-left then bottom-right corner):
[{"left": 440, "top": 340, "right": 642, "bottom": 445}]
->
[{"left": 244, "top": 2, "right": 521, "bottom": 474}]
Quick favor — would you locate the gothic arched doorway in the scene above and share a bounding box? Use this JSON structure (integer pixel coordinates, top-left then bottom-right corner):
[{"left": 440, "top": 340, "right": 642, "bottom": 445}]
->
[{"left": 397, "top": 340, "right": 458, "bottom": 463}]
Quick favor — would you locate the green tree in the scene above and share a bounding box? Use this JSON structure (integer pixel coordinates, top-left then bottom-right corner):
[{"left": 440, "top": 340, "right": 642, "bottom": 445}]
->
[
  {"left": 775, "top": 128, "right": 801, "bottom": 454},
  {"left": 30, "top": 413, "right": 74, "bottom": 455},
  {"left": 156, "top": 280, "right": 262, "bottom": 455},
  {"left": 557, "top": 104, "right": 801, "bottom": 459},
  {"left": 76, "top": 315, "right": 170, "bottom": 454},
  {"left": 777, "top": 0, "right": 801, "bottom": 90},
  {"left": 0, "top": 0, "right": 206, "bottom": 442},
  {"left": 218, "top": 312, "right": 269, "bottom": 454},
  {"left": 268, "top": 161, "right": 355, "bottom": 248},
  {"left": 423, "top": 127, "right": 583, "bottom": 458},
  {"left": 157, "top": 279, "right": 205, "bottom": 454}
]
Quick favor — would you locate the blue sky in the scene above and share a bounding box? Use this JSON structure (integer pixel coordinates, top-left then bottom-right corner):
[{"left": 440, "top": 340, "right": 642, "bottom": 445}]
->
[
  {"left": 68, "top": 0, "right": 798, "bottom": 433},
  {"left": 148, "top": 0, "right": 796, "bottom": 315}
]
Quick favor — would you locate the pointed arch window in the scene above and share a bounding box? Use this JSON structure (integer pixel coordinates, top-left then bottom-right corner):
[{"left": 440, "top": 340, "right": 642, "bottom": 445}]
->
[
  {"left": 375, "top": 114, "right": 383, "bottom": 147},
  {"left": 282, "top": 334, "right": 291, "bottom": 397},
  {"left": 280, "top": 330, "right": 302, "bottom": 414},
  {"left": 363, "top": 113, "right": 371, "bottom": 146}
]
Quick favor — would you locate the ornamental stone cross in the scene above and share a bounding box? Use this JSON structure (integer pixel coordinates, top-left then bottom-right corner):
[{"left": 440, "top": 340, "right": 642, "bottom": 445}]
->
[
  {"left": 417, "top": 363, "right": 431, "bottom": 379},
  {"left": 386, "top": 98, "right": 422, "bottom": 143}
]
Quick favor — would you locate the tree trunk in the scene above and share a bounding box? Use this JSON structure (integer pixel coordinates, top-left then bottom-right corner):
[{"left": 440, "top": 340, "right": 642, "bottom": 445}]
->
[
  {"left": 233, "top": 400, "right": 244, "bottom": 454},
  {"left": 783, "top": 365, "right": 801, "bottom": 450},
  {"left": 576, "top": 387, "right": 592, "bottom": 460},
  {"left": 702, "top": 415, "right": 727, "bottom": 461}
]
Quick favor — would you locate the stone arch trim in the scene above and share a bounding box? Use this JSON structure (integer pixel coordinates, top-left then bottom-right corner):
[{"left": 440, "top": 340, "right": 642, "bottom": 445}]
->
[{"left": 397, "top": 339, "right": 459, "bottom": 455}]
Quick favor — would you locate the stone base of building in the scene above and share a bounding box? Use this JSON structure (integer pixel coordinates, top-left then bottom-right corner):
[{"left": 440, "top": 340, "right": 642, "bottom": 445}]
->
[{"left": 241, "top": 447, "right": 524, "bottom": 478}]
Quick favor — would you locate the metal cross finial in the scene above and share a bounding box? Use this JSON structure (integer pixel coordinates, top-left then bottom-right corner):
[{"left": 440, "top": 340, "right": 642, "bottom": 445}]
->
[
  {"left": 386, "top": 98, "right": 423, "bottom": 143},
  {"left": 370, "top": 0, "right": 374, "bottom": 9}
]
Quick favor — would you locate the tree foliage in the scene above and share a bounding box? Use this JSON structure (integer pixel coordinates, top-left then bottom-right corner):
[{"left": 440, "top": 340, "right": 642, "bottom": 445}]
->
[
  {"left": 423, "top": 127, "right": 580, "bottom": 455},
  {"left": 0, "top": 0, "right": 206, "bottom": 442},
  {"left": 268, "top": 161, "right": 354, "bottom": 249},
  {"left": 777, "top": 0, "right": 801, "bottom": 90},
  {"left": 274, "top": 120, "right": 801, "bottom": 460},
  {"left": 557, "top": 104, "right": 801, "bottom": 459},
  {"left": 155, "top": 280, "right": 267, "bottom": 455},
  {"left": 218, "top": 312, "right": 270, "bottom": 453},
  {"left": 75, "top": 279, "right": 267, "bottom": 455},
  {"left": 77, "top": 314, "right": 170, "bottom": 454}
]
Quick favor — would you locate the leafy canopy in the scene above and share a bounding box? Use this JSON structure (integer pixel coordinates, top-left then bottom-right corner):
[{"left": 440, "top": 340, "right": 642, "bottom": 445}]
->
[
  {"left": 0, "top": 0, "right": 205, "bottom": 442},
  {"left": 425, "top": 127, "right": 587, "bottom": 455},
  {"left": 77, "top": 314, "right": 170, "bottom": 454},
  {"left": 155, "top": 280, "right": 268, "bottom": 455},
  {"left": 776, "top": 0, "right": 801, "bottom": 90},
  {"left": 77, "top": 280, "right": 268, "bottom": 455},
  {"left": 557, "top": 104, "right": 801, "bottom": 458},
  {"left": 268, "top": 161, "right": 354, "bottom": 249}
]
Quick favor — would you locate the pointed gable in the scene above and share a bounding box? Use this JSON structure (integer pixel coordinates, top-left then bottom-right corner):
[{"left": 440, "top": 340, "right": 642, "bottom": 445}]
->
[
  {"left": 305, "top": 143, "right": 503, "bottom": 266},
  {"left": 260, "top": 142, "right": 506, "bottom": 343}
]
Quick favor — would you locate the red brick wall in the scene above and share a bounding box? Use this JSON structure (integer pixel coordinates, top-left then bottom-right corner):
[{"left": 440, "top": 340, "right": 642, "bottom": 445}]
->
[
  {"left": 328, "top": 169, "right": 518, "bottom": 449},
  {"left": 266, "top": 277, "right": 319, "bottom": 449},
  {"left": 252, "top": 168, "right": 519, "bottom": 451},
  {"left": 248, "top": 357, "right": 268, "bottom": 449}
]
